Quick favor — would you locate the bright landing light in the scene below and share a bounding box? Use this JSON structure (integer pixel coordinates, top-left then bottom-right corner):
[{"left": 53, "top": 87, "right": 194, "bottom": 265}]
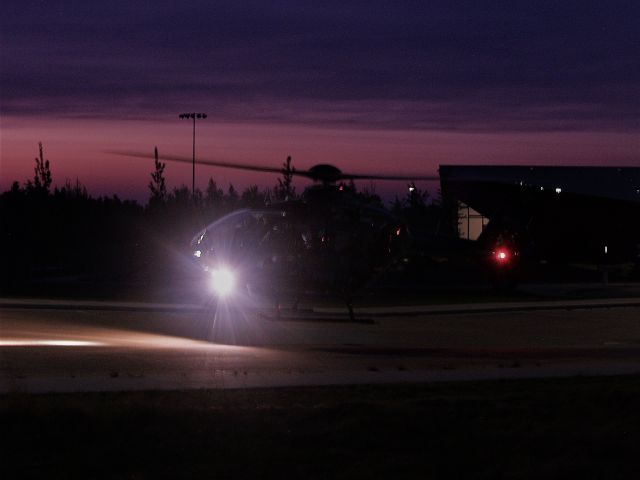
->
[{"left": 209, "top": 268, "right": 236, "bottom": 296}]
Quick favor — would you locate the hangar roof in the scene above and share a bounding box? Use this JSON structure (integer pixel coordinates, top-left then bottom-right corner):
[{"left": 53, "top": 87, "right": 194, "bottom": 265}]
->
[{"left": 439, "top": 165, "right": 640, "bottom": 204}]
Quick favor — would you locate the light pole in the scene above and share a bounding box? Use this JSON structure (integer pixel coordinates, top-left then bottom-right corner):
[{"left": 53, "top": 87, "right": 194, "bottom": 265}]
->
[{"left": 179, "top": 112, "right": 207, "bottom": 198}]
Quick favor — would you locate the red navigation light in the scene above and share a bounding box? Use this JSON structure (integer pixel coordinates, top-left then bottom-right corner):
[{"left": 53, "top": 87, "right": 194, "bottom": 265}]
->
[{"left": 494, "top": 248, "right": 510, "bottom": 263}]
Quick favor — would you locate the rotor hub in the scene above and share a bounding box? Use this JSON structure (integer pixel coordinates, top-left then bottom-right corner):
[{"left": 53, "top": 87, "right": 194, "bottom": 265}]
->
[{"left": 307, "top": 164, "right": 344, "bottom": 184}]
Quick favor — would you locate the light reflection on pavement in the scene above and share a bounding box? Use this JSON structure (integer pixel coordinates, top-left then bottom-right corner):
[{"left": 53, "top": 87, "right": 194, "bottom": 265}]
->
[{"left": 3, "top": 300, "right": 640, "bottom": 393}]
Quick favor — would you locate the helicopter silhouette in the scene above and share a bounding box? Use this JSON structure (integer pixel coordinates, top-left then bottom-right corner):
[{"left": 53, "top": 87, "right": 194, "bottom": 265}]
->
[{"left": 118, "top": 150, "right": 438, "bottom": 321}]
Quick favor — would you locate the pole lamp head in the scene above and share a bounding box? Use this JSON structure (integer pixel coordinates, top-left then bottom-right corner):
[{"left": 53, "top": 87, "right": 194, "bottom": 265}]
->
[{"left": 179, "top": 112, "right": 207, "bottom": 120}]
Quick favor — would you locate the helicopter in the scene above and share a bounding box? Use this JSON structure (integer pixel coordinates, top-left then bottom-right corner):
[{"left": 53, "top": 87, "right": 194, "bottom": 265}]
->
[{"left": 119, "top": 151, "right": 438, "bottom": 321}]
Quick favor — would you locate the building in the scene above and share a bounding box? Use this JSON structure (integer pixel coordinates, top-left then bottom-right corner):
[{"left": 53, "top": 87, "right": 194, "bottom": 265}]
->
[{"left": 439, "top": 165, "right": 640, "bottom": 263}]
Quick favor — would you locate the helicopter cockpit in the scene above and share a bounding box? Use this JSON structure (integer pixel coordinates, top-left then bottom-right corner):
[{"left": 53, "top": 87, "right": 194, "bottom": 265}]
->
[{"left": 190, "top": 208, "right": 309, "bottom": 296}]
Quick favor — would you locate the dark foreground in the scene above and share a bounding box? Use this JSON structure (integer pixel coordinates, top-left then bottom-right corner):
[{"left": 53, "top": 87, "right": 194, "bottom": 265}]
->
[{"left": 3, "top": 376, "right": 640, "bottom": 479}]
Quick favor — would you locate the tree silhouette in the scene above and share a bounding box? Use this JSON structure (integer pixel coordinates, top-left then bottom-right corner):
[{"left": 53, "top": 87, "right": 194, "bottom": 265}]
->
[
  {"left": 357, "top": 182, "right": 384, "bottom": 209},
  {"left": 168, "top": 185, "right": 191, "bottom": 208},
  {"left": 56, "top": 178, "right": 89, "bottom": 199},
  {"left": 275, "top": 155, "right": 296, "bottom": 200},
  {"left": 148, "top": 146, "right": 167, "bottom": 207},
  {"left": 31, "top": 142, "right": 52, "bottom": 194},
  {"left": 226, "top": 183, "right": 239, "bottom": 210},
  {"left": 205, "top": 178, "right": 224, "bottom": 208},
  {"left": 241, "top": 184, "right": 263, "bottom": 208},
  {"left": 407, "top": 182, "right": 429, "bottom": 211}
]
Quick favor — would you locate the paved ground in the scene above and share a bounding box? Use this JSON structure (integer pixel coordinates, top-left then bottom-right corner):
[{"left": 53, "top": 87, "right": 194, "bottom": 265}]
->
[{"left": 3, "top": 294, "right": 640, "bottom": 393}]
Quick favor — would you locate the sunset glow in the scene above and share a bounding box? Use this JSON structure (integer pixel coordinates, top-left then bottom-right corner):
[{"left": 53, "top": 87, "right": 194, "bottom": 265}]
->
[{"left": 2, "top": 2, "right": 637, "bottom": 203}]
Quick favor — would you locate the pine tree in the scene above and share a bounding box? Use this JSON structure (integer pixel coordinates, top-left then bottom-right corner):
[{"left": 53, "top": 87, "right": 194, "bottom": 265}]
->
[
  {"left": 33, "top": 142, "right": 52, "bottom": 193},
  {"left": 241, "top": 184, "right": 262, "bottom": 208},
  {"left": 407, "top": 182, "right": 429, "bottom": 210},
  {"left": 275, "top": 156, "right": 296, "bottom": 200},
  {"left": 226, "top": 183, "right": 239, "bottom": 209},
  {"left": 205, "top": 178, "right": 224, "bottom": 207},
  {"left": 148, "top": 146, "right": 167, "bottom": 207}
]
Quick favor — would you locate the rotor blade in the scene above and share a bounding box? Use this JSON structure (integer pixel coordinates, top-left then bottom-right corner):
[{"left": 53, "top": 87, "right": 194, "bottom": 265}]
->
[
  {"left": 109, "top": 150, "right": 299, "bottom": 175},
  {"left": 109, "top": 150, "right": 440, "bottom": 181},
  {"left": 340, "top": 172, "right": 440, "bottom": 181}
]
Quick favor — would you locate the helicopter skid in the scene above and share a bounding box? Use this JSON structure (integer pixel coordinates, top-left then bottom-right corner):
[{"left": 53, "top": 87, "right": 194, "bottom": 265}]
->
[{"left": 257, "top": 310, "right": 375, "bottom": 325}]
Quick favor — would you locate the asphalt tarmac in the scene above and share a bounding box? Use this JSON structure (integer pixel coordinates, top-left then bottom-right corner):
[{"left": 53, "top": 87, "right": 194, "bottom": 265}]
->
[{"left": 3, "top": 296, "right": 640, "bottom": 393}]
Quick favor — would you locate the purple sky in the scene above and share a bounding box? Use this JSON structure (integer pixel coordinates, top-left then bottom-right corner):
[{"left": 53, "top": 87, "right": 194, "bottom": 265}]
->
[{"left": 1, "top": 1, "right": 638, "bottom": 202}]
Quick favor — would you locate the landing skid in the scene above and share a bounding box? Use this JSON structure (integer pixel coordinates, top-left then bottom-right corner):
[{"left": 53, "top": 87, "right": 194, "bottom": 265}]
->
[{"left": 258, "top": 307, "right": 374, "bottom": 324}]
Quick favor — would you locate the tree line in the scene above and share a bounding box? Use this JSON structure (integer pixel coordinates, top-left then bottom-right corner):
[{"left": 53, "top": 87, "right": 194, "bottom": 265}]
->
[{"left": 0, "top": 143, "right": 454, "bottom": 294}]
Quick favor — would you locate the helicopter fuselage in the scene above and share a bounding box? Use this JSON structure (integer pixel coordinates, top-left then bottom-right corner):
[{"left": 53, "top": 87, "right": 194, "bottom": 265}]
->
[{"left": 190, "top": 191, "right": 407, "bottom": 299}]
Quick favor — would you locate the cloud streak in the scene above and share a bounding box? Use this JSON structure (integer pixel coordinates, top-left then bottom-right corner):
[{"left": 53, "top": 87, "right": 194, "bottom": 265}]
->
[{"left": 2, "top": 1, "right": 639, "bottom": 131}]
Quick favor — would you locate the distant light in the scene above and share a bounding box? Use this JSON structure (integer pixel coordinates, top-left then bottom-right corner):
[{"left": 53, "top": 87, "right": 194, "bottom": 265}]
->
[
  {"left": 604, "top": 245, "right": 608, "bottom": 255},
  {"left": 408, "top": 185, "right": 416, "bottom": 192},
  {"left": 540, "top": 186, "right": 544, "bottom": 191},
  {"left": 396, "top": 227, "right": 402, "bottom": 236},
  {"left": 555, "top": 187, "right": 562, "bottom": 194},
  {"left": 194, "top": 250, "right": 202, "bottom": 258}
]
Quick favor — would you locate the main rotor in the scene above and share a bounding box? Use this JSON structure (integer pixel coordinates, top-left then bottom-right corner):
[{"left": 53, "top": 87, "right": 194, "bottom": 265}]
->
[{"left": 111, "top": 151, "right": 440, "bottom": 185}]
